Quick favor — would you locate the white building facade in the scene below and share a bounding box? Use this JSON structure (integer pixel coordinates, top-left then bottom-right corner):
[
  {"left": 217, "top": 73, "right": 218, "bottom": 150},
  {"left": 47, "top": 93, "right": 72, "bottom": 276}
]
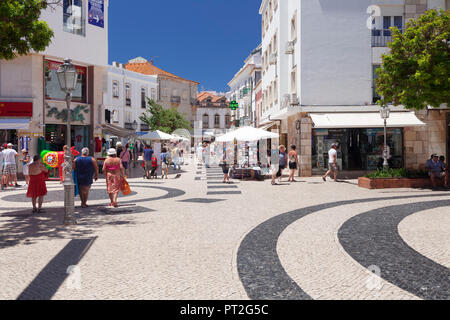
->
[
  {"left": 259, "top": 0, "right": 449, "bottom": 176},
  {"left": 0, "top": 0, "right": 110, "bottom": 172},
  {"left": 228, "top": 45, "right": 262, "bottom": 127},
  {"left": 104, "top": 63, "right": 158, "bottom": 144}
]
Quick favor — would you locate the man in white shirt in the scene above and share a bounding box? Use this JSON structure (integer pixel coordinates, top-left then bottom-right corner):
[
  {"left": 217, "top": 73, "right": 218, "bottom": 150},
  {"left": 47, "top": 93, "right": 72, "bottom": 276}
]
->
[
  {"left": 322, "top": 143, "right": 338, "bottom": 182},
  {"left": 2, "top": 143, "right": 20, "bottom": 187}
]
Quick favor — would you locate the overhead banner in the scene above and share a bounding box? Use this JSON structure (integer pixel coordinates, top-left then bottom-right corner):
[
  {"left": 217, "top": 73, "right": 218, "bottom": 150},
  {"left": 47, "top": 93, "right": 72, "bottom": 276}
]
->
[{"left": 88, "top": 0, "right": 105, "bottom": 28}]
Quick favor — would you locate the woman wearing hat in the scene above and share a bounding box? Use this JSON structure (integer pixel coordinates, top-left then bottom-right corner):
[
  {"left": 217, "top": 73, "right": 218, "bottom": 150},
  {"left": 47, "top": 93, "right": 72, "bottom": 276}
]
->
[
  {"left": 20, "top": 149, "right": 31, "bottom": 186},
  {"left": 102, "top": 148, "right": 125, "bottom": 207}
]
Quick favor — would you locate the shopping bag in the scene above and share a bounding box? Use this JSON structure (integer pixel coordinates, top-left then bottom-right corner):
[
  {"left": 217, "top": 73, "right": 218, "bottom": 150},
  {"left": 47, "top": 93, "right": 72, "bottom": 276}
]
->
[{"left": 121, "top": 177, "right": 132, "bottom": 195}]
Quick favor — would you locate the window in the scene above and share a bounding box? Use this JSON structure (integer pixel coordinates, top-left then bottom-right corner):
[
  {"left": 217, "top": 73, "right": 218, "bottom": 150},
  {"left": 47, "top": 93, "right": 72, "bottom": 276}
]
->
[
  {"left": 151, "top": 88, "right": 156, "bottom": 100},
  {"left": 63, "top": 0, "right": 85, "bottom": 36},
  {"left": 112, "top": 110, "right": 119, "bottom": 123},
  {"left": 125, "top": 84, "right": 131, "bottom": 106},
  {"left": 202, "top": 114, "right": 209, "bottom": 129},
  {"left": 44, "top": 59, "right": 87, "bottom": 103},
  {"left": 225, "top": 115, "right": 231, "bottom": 128},
  {"left": 274, "top": 79, "right": 278, "bottom": 104},
  {"left": 291, "top": 13, "right": 297, "bottom": 41},
  {"left": 141, "top": 87, "right": 147, "bottom": 108},
  {"left": 274, "top": 0, "right": 278, "bottom": 11},
  {"left": 393, "top": 16, "right": 403, "bottom": 30},
  {"left": 214, "top": 114, "right": 220, "bottom": 128},
  {"left": 291, "top": 68, "right": 297, "bottom": 94},
  {"left": 273, "top": 33, "right": 277, "bottom": 53},
  {"left": 112, "top": 81, "right": 119, "bottom": 98}
]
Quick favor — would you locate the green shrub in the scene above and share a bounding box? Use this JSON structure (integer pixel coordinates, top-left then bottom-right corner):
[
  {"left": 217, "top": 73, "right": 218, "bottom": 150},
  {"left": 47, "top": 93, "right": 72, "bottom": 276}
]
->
[{"left": 366, "top": 168, "right": 428, "bottom": 179}]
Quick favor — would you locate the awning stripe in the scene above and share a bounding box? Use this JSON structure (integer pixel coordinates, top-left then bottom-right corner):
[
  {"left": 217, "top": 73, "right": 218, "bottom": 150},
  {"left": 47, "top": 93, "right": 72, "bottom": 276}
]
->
[{"left": 0, "top": 119, "right": 30, "bottom": 130}]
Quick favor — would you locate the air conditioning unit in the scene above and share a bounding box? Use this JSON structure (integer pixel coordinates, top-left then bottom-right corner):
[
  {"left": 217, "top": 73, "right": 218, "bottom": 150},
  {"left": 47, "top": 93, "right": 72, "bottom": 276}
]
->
[
  {"left": 290, "top": 93, "right": 299, "bottom": 106},
  {"left": 269, "top": 53, "right": 277, "bottom": 65},
  {"left": 285, "top": 41, "right": 295, "bottom": 54}
]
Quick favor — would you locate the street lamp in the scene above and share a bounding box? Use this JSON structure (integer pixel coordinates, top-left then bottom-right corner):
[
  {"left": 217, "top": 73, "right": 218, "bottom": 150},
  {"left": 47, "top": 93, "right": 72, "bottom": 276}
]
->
[
  {"left": 57, "top": 58, "right": 78, "bottom": 225},
  {"left": 380, "top": 104, "right": 390, "bottom": 171}
]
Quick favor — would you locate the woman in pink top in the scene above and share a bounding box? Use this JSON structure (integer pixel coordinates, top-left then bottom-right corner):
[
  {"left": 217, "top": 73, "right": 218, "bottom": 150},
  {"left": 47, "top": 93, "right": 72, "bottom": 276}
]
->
[
  {"left": 103, "top": 148, "right": 125, "bottom": 207},
  {"left": 120, "top": 143, "right": 131, "bottom": 177}
]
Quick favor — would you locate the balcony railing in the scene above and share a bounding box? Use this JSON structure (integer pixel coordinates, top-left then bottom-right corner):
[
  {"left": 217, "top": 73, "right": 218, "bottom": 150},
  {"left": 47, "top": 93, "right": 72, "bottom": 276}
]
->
[
  {"left": 140, "top": 123, "right": 150, "bottom": 131},
  {"left": 196, "top": 101, "right": 229, "bottom": 108},
  {"left": 371, "top": 28, "right": 404, "bottom": 47}
]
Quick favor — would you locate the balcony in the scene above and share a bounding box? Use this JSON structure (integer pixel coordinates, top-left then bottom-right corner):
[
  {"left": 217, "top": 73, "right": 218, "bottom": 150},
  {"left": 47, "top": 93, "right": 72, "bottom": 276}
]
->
[
  {"left": 124, "top": 122, "right": 133, "bottom": 130},
  {"left": 371, "top": 29, "right": 404, "bottom": 47},
  {"left": 140, "top": 123, "right": 150, "bottom": 132},
  {"left": 171, "top": 96, "right": 181, "bottom": 103}
]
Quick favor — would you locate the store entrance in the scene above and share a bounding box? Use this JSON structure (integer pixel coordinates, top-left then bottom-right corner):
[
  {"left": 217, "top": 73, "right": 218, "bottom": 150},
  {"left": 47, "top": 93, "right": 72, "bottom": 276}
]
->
[
  {"left": 44, "top": 124, "right": 90, "bottom": 153},
  {"left": 447, "top": 113, "right": 450, "bottom": 163},
  {"left": 312, "top": 128, "right": 404, "bottom": 171}
]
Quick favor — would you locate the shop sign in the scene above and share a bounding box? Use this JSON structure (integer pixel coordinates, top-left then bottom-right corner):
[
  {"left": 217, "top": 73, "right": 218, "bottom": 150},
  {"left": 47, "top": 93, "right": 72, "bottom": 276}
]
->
[
  {"left": 0, "top": 102, "right": 33, "bottom": 117},
  {"left": 45, "top": 102, "right": 90, "bottom": 125},
  {"left": 18, "top": 131, "right": 42, "bottom": 138},
  {"left": 88, "top": 0, "right": 105, "bottom": 28}
]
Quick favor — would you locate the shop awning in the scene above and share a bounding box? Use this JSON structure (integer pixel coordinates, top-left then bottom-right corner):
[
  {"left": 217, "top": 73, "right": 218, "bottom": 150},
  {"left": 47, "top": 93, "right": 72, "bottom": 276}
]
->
[
  {"left": 259, "top": 121, "right": 276, "bottom": 131},
  {"left": 0, "top": 119, "right": 30, "bottom": 130},
  {"left": 102, "top": 123, "right": 135, "bottom": 138},
  {"left": 310, "top": 112, "right": 426, "bottom": 129}
]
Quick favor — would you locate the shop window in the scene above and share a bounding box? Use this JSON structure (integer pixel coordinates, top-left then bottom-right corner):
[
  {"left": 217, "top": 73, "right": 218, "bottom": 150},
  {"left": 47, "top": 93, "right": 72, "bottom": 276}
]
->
[
  {"left": 63, "top": 0, "right": 85, "bottom": 36},
  {"left": 44, "top": 59, "right": 87, "bottom": 103}
]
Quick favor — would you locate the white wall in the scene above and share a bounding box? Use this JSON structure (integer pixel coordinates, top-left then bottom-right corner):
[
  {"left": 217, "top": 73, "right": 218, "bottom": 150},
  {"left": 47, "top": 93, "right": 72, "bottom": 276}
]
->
[
  {"left": 299, "top": 0, "right": 373, "bottom": 106},
  {"left": 40, "top": 0, "right": 109, "bottom": 66},
  {"left": 105, "top": 66, "right": 158, "bottom": 130}
]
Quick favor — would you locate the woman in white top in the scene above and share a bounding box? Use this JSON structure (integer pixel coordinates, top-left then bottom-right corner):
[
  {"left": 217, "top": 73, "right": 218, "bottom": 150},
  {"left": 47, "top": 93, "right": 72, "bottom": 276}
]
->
[{"left": 20, "top": 149, "right": 31, "bottom": 185}]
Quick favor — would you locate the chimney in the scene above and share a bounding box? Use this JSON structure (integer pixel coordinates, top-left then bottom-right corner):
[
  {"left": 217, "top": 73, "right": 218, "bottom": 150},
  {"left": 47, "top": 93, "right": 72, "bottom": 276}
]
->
[{"left": 150, "top": 59, "right": 154, "bottom": 65}]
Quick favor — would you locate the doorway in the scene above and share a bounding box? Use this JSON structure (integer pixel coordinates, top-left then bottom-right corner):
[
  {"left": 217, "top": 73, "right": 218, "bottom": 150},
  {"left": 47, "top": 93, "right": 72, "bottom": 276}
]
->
[{"left": 447, "top": 113, "right": 450, "bottom": 163}]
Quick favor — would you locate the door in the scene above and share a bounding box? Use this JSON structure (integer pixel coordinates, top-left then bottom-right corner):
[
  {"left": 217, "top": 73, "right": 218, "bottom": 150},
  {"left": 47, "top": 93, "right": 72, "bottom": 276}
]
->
[{"left": 447, "top": 113, "right": 450, "bottom": 163}]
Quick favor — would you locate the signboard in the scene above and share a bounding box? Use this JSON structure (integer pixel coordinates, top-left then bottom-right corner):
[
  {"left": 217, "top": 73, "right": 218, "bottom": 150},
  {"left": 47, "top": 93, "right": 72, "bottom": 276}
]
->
[
  {"left": 229, "top": 101, "right": 238, "bottom": 111},
  {"left": 45, "top": 102, "right": 90, "bottom": 125},
  {"left": 88, "top": 0, "right": 105, "bottom": 28},
  {"left": 0, "top": 102, "right": 33, "bottom": 117}
]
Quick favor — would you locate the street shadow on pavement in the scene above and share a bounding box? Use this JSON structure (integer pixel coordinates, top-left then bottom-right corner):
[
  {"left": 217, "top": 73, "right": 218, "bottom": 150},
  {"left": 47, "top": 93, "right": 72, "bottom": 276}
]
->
[{"left": 0, "top": 204, "right": 149, "bottom": 250}]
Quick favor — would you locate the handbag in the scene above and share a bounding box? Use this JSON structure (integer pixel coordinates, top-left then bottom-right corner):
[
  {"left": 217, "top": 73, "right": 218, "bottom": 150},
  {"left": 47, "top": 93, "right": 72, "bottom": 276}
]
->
[{"left": 120, "top": 177, "right": 132, "bottom": 195}]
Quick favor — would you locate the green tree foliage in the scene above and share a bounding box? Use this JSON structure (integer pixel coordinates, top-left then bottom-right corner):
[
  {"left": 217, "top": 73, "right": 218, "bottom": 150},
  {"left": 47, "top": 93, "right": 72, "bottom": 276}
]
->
[
  {"left": 0, "top": 0, "right": 56, "bottom": 60},
  {"left": 139, "top": 99, "right": 192, "bottom": 133},
  {"left": 376, "top": 9, "right": 450, "bottom": 110}
]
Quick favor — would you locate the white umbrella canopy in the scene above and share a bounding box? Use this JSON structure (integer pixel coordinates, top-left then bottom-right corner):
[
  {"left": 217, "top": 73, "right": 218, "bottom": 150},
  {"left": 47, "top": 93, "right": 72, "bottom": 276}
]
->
[
  {"left": 216, "top": 126, "right": 279, "bottom": 142},
  {"left": 137, "top": 130, "right": 176, "bottom": 141}
]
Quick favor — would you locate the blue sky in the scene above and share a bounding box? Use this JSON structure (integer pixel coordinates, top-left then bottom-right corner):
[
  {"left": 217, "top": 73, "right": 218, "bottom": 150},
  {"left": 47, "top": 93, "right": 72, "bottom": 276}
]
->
[{"left": 109, "top": 0, "right": 261, "bottom": 93}]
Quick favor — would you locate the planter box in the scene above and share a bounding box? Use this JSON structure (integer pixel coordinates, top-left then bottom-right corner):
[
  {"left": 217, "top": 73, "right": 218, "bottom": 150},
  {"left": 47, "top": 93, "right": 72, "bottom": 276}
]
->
[{"left": 358, "top": 177, "right": 436, "bottom": 189}]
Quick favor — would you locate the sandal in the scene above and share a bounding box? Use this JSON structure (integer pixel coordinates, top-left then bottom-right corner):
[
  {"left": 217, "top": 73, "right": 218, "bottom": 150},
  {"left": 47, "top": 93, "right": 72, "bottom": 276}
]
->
[
  {"left": 32, "top": 208, "right": 37, "bottom": 213},
  {"left": 37, "top": 208, "right": 45, "bottom": 213}
]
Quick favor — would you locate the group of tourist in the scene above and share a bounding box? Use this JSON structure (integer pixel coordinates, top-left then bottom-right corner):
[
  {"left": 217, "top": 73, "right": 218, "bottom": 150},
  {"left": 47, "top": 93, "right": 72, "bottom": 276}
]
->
[{"left": 426, "top": 154, "right": 448, "bottom": 188}]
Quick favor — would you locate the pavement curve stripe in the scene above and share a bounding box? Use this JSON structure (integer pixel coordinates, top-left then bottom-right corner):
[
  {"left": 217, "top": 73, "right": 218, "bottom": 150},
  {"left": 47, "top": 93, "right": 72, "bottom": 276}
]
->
[
  {"left": 236, "top": 193, "right": 450, "bottom": 300},
  {"left": 338, "top": 199, "right": 450, "bottom": 300}
]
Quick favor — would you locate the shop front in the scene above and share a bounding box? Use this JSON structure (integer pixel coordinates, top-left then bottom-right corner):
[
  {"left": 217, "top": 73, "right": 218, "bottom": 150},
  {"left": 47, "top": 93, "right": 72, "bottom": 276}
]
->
[
  {"left": 0, "top": 102, "right": 33, "bottom": 149},
  {"left": 309, "top": 111, "right": 426, "bottom": 173},
  {"left": 312, "top": 128, "right": 404, "bottom": 171}
]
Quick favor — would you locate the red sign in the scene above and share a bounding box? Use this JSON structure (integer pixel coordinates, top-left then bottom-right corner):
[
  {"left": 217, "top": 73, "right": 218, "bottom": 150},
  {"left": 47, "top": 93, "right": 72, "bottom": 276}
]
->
[
  {"left": 0, "top": 102, "right": 33, "bottom": 117},
  {"left": 44, "top": 59, "right": 87, "bottom": 75}
]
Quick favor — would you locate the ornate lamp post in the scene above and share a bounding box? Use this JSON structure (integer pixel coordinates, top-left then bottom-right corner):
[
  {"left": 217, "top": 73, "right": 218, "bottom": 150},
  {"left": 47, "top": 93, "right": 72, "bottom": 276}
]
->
[
  {"left": 56, "top": 59, "right": 78, "bottom": 225},
  {"left": 380, "top": 104, "right": 390, "bottom": 171}
]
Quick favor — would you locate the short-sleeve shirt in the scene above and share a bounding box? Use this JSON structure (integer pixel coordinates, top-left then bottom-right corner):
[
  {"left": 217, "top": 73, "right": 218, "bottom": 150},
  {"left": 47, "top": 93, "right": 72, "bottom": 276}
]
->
[
  {"left": 2, "top": 149, "right": 17, "bottom": 165},
  {"left": 426, "top": 159, "right": 444, "bottom": 174},
  {"left": 328, "top": 148, "right": 337, "bottom": 164},
  {"left": 143, "top": 148, "right": 154, "bottom": 161}
]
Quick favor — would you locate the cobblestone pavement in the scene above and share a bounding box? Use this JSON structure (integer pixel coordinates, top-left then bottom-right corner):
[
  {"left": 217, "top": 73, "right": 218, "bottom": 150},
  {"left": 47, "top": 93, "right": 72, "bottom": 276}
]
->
[{"left": 0, "top": 156, "right": 449, "bottom": 300}]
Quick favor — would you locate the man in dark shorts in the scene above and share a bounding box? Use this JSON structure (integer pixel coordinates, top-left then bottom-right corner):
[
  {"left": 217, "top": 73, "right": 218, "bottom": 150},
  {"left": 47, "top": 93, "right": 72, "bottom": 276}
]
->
[{"left": 142, "top": 144, "right": 154, "bottom": 179}]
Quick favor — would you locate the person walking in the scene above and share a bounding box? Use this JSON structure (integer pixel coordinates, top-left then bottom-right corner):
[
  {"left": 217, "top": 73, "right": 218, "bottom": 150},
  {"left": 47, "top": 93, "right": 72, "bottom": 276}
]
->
[
  {"left": 103, "top": 148, "right": 125, "bottom": 208},
  {"left": 142, "top": 144, "right": 154, "bottom": 179},
  {"left": 73, "top": 147, "right": 98, "bottom": 208},
  {"left": 439, "top": 156, "right": 448, "bottom": 187},
  {"left": 160, "top": 147, "right": 169, "bottom": 179},
  {"left": 288, "top": 145, "right": 299, "bottom": 182},
  {"left": 172, "top": 143, "right": 181, "bottom": 171},
  {"left": 2, "top": 143, "right": 20, "bottom": 187},
  {"left": 20, "top": 149, "right": 31, "bottom": 186},
  {"left": 27, "top": 155, "right": 48, "bottom": 213},
  {"left": 150, "top": 154, "right": 158, "bottom": 179},
  {"left": 0, "top": 146, "right": 5, "bottom": 190},
  {"left": 323, "top": 143, "right": 339, "bottom": 182},
  {"left": 120, "top": 143, "right": 131, "bottom": 177}
]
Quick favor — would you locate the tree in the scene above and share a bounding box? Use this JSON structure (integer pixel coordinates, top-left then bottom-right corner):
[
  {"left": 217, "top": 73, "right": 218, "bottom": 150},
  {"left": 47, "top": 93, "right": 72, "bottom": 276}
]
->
[
  {"left": 139, "top": 99, "right": 192, "bottom": 133},
  {"left": 0, "top": 0, "right": 59, "bottom": 60},
  {"left": 376, "top": 9, "right": 450, "bottom": 110}
]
